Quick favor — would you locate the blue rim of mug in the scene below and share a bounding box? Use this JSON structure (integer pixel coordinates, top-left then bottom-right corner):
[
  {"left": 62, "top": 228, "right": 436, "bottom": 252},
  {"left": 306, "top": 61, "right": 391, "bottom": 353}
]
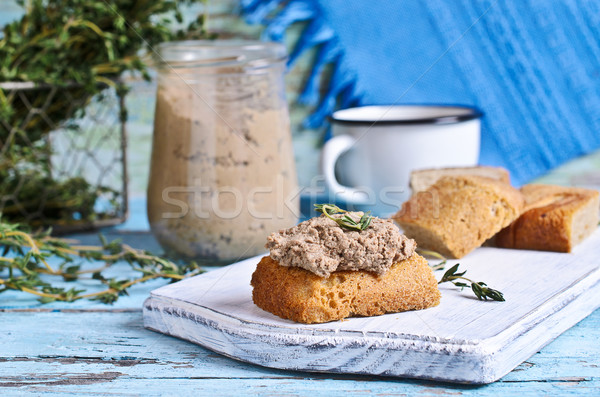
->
[{"left": 330, "top": 105, "right": 484, "bottom": 126}]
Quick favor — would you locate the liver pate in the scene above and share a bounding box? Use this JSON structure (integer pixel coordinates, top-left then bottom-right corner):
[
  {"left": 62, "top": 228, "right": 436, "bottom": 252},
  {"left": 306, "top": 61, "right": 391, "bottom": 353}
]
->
[{"left": 266, "top": 213, "right": 416, "bottom": 277}]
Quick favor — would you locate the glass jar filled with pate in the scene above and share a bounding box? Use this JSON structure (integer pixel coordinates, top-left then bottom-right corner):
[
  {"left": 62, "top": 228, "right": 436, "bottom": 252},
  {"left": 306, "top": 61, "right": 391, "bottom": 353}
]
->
[{"left": 148, "top": 41, "right": 299, "bottom": 264}]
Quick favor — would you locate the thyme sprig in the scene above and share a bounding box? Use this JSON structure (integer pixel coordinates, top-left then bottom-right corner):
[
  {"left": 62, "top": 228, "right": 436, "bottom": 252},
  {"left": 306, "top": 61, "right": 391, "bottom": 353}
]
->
[
  {"left": 314, "top": 204, "right": 373, "bottom": 231},
  {"left": 0, "top": 0, "right": 213, "bottom": 227},
  {"left": 416, "top": 248, "right": 447, "bottom": 271},
  {"left": 0, "top": 221, "right": 203, "bottom": 304},
  {"left": 438, "top": 263, "right": 505, "bottom": 301},
  {"left": 417, "top": 249, "right": 503, "bottom": 301}
]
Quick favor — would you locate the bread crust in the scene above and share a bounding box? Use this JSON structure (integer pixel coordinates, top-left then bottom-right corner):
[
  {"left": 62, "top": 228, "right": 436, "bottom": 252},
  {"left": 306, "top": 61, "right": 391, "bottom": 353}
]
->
[
  {"left": 495, "top": 184, "right": 599, "bottom": 252},
  {"left": 410, "top": 166, "right": 511, "bottom": 194},
  {"left": 393, "top": 175, "right": 524, "bottom": 258},
  {"left": 251, "top": 254, "right": 441, "bottom": 324}
]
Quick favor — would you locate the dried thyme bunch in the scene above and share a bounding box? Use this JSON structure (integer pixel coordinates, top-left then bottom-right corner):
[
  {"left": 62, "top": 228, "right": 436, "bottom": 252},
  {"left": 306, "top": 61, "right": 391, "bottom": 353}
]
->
[
  {"left": 0, "top": 0, "right": 209, "bottom": 82},
  {"left": 0, "top": 0, "right": 211, "bottom": 226},
  {"left": 0, "top": 0, "right": 211, "bottom": 135},
  {"left": 0, "top": 220, "right": 203, "bottom": 304}
]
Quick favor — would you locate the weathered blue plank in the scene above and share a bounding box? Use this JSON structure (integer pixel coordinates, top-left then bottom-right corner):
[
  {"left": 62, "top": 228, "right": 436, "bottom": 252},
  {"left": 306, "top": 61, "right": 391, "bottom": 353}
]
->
[
  {"left": 1, "top": 311, "right": 598, "bottom": 395},
  {"left": 1, "top": 374, "right": 598, "bottom": 396}
]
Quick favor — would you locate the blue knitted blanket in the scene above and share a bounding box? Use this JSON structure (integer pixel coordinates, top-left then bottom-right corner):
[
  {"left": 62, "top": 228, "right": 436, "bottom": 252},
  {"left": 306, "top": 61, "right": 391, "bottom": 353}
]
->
[{"left": 243, "top": 0, "right": 600, "bottom": 186}]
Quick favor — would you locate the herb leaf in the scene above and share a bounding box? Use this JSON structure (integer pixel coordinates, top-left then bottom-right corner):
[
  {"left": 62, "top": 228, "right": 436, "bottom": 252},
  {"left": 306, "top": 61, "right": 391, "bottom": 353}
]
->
[
  {"left": 314, "top": 204, "right": 373, "bottom": 231},
  {"left": 438, "top": 263, "right": 505, "bottom": 302}
]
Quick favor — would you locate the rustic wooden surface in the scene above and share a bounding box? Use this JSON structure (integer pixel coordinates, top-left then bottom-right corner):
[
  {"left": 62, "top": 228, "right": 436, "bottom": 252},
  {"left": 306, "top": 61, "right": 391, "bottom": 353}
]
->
[
  {"left": 2, "top": 2, "right": 600, "bottom": 394},
  {"left": 1, "top": 229, "right": 600, "bottom": 395},
  {"left": 1, "top": 309, "right": 599, "bottom": 396}
]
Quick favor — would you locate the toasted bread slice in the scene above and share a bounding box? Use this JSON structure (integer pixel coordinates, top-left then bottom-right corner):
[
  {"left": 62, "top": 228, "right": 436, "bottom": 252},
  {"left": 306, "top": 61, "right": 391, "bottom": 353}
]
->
[
  {"left": 251, "top": 254, "right": 440, "bottom": 324},
  {"left": 495, "top": 184, "right": 599, "bottom": 252},
  {"left": 393, "top": 175, "right": 524, "bottom": 258}
]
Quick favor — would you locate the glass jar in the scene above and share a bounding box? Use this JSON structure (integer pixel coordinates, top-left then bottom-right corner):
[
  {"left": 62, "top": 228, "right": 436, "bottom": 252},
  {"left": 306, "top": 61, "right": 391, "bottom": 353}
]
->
[{"left": 148, "top": 41, "right": 299, "bottom": 264}]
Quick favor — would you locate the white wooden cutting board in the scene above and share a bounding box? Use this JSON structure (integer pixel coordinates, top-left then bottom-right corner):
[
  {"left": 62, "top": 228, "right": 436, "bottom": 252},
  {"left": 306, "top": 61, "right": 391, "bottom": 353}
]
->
[{"left": 143, "top": 228, "right": 600, "bottom": 384}]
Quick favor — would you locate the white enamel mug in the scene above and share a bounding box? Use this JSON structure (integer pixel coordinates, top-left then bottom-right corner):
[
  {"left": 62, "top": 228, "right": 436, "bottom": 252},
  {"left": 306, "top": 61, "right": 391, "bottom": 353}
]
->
[{"left": 321, "top": 105, "right": 483, "bottom": 216}]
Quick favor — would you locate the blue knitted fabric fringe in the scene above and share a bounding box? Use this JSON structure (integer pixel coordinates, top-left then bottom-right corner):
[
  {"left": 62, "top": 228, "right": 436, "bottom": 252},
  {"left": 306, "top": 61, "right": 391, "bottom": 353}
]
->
[{"left": 243, "top": 0, "right": 600, "bottom": 185}]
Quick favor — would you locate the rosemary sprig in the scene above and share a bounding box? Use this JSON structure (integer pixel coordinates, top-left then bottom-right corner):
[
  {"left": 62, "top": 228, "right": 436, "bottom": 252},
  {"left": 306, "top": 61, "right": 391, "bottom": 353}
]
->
[
  {"left": 438, "top": 263, "right": 505, "bottom": 301},
  {"left": 314, "top": 203, "right": 373, "bottom": 231},
  {"left": 0, "top": 221, "right": 203, "bottom": 304}
]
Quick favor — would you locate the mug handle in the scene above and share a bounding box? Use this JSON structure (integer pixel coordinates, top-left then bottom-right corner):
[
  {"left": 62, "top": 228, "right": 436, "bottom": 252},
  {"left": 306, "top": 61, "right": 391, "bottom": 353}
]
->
[{"left": 321, "top": 135, "right": 370, "bottom": 204}]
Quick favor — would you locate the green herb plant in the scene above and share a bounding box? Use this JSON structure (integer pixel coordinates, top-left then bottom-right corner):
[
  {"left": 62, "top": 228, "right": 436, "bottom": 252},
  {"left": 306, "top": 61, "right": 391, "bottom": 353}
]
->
[
  {"left": 0, "top": 0, "right": 211, "bottom": 227},
  {"left": 0, "top": 220, "right": 203, "bottom": 304},
  {"left": 314, "top": 203, "right": 373, "bottom": 231}
]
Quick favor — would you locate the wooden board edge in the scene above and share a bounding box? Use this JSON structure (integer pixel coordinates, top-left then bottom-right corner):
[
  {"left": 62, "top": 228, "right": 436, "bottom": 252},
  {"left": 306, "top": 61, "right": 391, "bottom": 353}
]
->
[
  {"left": 141, "top": 260, "right": 600, "bottom": 384},
  {"left": 481, "top": 274, "right": 600, "bottom": 382},
  {"left": 143, "top": 296, "right": 498, "bottom": 384}
]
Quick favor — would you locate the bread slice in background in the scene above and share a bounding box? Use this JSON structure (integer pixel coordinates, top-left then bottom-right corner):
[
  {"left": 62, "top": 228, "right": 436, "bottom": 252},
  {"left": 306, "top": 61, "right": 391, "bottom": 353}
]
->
[
  {"left": 393, "top": 175, "right": 524, "bottom": 259},
  {"left": 410, "top": 166, "right": 511, "bottom": 194},
  {"left": 495, "top": 184, "right": 599, "bottom": 252},
  {"left": 251, "top": 254, "right": 441, "bottom": 324}
]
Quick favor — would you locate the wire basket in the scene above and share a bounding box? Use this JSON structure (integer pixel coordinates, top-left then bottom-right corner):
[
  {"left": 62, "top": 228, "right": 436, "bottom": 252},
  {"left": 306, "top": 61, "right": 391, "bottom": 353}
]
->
[{"left": 0, "top": 81, "right": 129, "bottom": 233}]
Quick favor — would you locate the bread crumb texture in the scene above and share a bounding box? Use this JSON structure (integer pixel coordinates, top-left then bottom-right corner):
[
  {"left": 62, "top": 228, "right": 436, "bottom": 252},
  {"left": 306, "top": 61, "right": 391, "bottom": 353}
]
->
[
  {"left": 251, "top": 254, "right": 441, "bottom": 324},
  {"left": 495, "top": 184, "right": 600, "bottom": 252},
  {"left": 393, "top": 175, "right": 524, "bottom": 259}
]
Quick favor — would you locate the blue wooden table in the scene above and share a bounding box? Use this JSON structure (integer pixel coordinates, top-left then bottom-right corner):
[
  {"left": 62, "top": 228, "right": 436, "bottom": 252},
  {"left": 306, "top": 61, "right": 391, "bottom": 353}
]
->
[
  {"left": 2, "top": 232, "right": 600, "bottom": 395},
  {"left": 2, "top": 151, "right": 600, "bottom": 395}
]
